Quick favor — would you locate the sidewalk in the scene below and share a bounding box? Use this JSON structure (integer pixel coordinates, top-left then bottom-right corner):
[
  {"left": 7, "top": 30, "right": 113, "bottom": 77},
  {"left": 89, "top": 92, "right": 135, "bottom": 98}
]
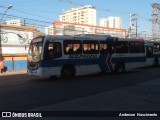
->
[{"left": 0, "top": 69, "right": 27, "bottom": 76}]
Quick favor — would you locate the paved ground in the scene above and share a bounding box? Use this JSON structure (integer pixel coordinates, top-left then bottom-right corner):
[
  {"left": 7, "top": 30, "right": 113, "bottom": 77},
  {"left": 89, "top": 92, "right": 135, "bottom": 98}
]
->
[
  {"left": 1, "top": 69, "right": 160, "bottom": 111},
  {"left": 30, "top": 77, "right": 160, "bottom": 111},
  {"left": 1, "top": 69, "right": 160, "bottom": 112},
  {"left": 1, "top": 69, "right": 160, "bottom": 119}
]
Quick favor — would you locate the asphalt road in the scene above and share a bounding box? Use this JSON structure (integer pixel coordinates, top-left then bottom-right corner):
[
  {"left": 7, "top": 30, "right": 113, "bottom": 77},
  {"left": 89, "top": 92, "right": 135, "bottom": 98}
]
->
[{"left": 0, "top": 66, "right": 160, "bottom": 111}]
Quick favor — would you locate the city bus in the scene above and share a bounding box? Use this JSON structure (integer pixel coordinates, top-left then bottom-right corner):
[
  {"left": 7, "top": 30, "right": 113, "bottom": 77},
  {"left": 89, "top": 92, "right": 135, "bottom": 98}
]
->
[
  {"left": 27, "top": 34, "right": 151, "bottom": 78},
  {"left": 145, "top": 40, "right": 160, "bottom": 67}
]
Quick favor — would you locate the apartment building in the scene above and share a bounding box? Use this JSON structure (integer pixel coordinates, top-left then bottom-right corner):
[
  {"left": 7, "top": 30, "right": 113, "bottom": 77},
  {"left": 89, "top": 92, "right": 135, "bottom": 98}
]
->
[
  {"left": 99, "top": 18, "right": 108, "bottom": 27},
  {"left": 99, "top": 17, "right": 122, "bottom": 29},
  {"left": 60, "top": 5, "right": 96, "bottom": 25},
  {"left": 45, "top": 25, "right": 53, "bottom": 35}
]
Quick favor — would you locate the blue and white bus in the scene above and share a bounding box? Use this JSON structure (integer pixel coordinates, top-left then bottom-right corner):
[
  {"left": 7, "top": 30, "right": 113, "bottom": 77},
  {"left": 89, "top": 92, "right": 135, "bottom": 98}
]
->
[
  {"left": 145, "top": 40, "right": 160, "bottom": 67},
  {"left": 27, "top": 34, "right": 155, "bottom": 78}
]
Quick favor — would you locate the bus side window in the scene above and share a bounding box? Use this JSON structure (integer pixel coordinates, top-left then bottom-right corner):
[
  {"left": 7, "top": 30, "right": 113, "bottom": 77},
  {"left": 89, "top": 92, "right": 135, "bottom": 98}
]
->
[
  {"left": 106, "top": 42, "right": 114, "bottom": 54},
  {"left": 154, "top": 43, "right": 160, "bottom": 53},
  {"left": 54, "top": 42, "right": 62, "bottom": 58},
  {"left": 115, "top": 41, "right": 128, "bottom": 54},
  {"left": 140, "top": 42, "right": 145, "bottom": 53},
  {"left": 100, "top": 41, "right": 107, "bottom": 53},
  {"left": 44, "top": 42, "right": 62, "bottom": 60},
  {"left": 64, "top": 40, "right": 82, "bottom": 54},
  {"left": 129, "top": 41, "right": 141, "bottom": 53},
  {"left": 83, "top": 41, "right": 99, "bottom": 54}
]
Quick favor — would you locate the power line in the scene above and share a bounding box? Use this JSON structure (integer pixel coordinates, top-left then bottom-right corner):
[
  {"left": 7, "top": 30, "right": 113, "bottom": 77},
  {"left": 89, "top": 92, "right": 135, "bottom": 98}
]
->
[
  {"left": 0, "top": 4, "right": 57, "bottom": 21},
  {"left": 0, "top": 13, "right": 52, "bottom": 24},
  {"left": 58, "top": 0, "right": 130, "bottom": 15},
  {"left": 12, "top": 9, "right": 54, "bottom": 21},
  {"left": 0, "top": 1, "right": 152, "bottom": 37}
]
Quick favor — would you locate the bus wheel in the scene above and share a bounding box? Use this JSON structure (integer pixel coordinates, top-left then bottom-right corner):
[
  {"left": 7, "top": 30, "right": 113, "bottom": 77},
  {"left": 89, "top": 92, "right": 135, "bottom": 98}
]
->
[
  {"left": 114, "top": 63, "right": 125, "bottom": 73},
  {"left": 61, "top": 65, "right": 75, "bottom": 78},
  {"left": 153, "top": 59, "right": 159, "bottom": 67}
]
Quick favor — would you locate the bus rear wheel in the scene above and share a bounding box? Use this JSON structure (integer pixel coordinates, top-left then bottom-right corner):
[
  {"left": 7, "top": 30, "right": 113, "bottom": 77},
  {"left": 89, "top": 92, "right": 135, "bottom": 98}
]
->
[
  {"left": 153, "top": 58, "right": 159, "bottom": 67},
  {"left": 61, "top": 65, "right": 75, "bottom": 78},
  {"left": 114, "top": 63, "right": 125, "bottom": 73}
]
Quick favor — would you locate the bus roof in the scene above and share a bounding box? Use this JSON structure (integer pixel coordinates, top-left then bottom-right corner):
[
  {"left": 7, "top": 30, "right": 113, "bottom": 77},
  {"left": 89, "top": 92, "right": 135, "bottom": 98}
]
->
[
  {"left": 44, "top": 34, "right": 112, "bottom": 41},
  {"left": 38, "top": 35, "right": 145, "bottom": 42},
  {"left": 118, "top": 38, "right": 144, "bottom": 42}
]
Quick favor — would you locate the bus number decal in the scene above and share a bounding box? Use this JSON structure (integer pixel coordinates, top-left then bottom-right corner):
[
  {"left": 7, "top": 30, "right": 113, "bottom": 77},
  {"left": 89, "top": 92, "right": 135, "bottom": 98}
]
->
[{"left": 69, "top": 54, "right": 98, "bottom": 59}]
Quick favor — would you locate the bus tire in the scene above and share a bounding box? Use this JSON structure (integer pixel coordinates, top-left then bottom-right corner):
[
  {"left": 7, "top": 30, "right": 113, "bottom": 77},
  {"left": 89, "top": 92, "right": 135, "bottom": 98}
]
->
[
  {"left": 114, "top": 62, "right": 125, "bottom": 73},
  {"left": 61, "top": 65, "right": 75, "bottom": 78},
  {"left": 153, "top": 58, "right": 159, "bottom": 67}
]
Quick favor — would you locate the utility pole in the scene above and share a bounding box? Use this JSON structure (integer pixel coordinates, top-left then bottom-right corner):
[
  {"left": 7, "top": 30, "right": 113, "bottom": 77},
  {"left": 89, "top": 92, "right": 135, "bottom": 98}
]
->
[
  {"left": 0, "top": 5, "right": 13, "bottom": 60},
  {"left": 152, "top": 0, "right": 158, "bottom": 39},
  {"left": 151, "top": 0, "right": 160, "bottom": 39},
  {"left": 128, "top": 13, "right": 132, "bottom": 38},
  {"left": 0, "top": 5, "right": 13, "bottom": 73},
  {"left": 132, "top": 18, "right": 138, "bottom": 37},
  {"left": 128, "top": 13, "right": 138, "bottom": 38}
]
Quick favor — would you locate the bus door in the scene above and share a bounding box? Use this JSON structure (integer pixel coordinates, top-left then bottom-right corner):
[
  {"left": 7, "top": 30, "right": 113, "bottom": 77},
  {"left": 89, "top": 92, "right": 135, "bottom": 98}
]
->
[
  {"left": 44, "top": 41, "right": 62, "bottom": 75},
  {"left": 146, "top": 46, "right": 153, "bottom": 57},
  {"left": 44, "top": 42, "right": 62, "bottom": 60}
]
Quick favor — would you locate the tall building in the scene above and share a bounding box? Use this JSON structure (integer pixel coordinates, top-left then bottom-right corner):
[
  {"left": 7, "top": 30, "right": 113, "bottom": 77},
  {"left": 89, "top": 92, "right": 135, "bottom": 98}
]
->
[
  {"left": 99, "top": 17, "right": 122, "bottom": 28},
  {"left": 107, "top": 17, "right": 122, "bottom": 28},
  {"left": 99, "top": 18, "right": 108, "bottom": 27},
  {"left": 59, "top": 5, "right": 96, "bottom": 25}
]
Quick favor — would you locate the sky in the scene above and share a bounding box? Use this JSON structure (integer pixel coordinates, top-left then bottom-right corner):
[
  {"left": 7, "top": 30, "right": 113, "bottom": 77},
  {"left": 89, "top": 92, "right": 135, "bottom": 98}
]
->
[{"left": 0, "top": 0, "right": 157, "bottom": 36}]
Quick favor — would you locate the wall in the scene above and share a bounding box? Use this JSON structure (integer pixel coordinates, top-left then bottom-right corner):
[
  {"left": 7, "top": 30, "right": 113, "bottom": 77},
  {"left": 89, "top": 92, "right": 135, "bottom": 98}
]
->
[
  {"left": 0, "top": 24, "right": 39, "bottom": 71},
  {"left": 4, "top": 56, "right": 27, "bottom": 71}
]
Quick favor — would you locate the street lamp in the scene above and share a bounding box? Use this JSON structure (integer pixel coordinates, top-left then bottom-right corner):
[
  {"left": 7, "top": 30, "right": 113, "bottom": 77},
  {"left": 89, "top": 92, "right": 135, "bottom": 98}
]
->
[{"left": 0, "top": 4, "right": 13, "bottom": 60}]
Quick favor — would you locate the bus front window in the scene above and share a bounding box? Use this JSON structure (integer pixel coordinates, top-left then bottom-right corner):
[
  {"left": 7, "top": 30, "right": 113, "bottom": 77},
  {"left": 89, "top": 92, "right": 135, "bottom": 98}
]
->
[
  {"left": 28, "top": 37, "right": 43, "bottom": 67},
  {"left": 28, "top": 42, "right": 43, "bottom": 62}
]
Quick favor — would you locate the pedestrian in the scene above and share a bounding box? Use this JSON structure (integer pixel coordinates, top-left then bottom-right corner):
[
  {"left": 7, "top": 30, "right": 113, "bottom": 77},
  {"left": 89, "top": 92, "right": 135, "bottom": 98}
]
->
[{"left": 0, "top": 58, "right": 4, "bottom": 73}]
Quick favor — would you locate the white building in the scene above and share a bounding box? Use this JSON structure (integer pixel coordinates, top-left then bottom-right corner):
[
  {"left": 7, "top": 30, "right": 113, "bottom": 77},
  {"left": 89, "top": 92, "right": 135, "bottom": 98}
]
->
[
  {"left": 45, "top": 26, "right": 53, "bottom": 35},
  {"left": 99, "top": 17, "right": 122, "bottom": 28},
  {"left": 99, "top": 18, "right": 108, "bottom": 27},
  {"left": 60, "top": 5, "right": 96, "bottom": 25},
  {"left": 6, "top": 19, "right": 22, "bottom": 26},
  {"left": 107, "top": 17, "right": 122, "bottom": 28}
]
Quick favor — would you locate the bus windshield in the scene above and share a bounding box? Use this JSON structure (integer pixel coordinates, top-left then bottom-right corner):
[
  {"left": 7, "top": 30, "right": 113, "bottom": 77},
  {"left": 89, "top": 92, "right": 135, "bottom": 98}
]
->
[{"left": 28, "top": 38, "right": 43, "bottom": 62}]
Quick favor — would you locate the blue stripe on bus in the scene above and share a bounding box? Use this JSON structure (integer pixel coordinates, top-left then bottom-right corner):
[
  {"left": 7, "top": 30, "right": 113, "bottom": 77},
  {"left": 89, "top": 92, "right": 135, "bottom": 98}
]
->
[
  {"left": 147, "top": 54, "right": 160, "bottom": 58},
  {"left": 112, "top": 56, "right": 146, "bottom": 63},
  {"left": 99, "top": 54, "right": 109, "bottom": 72},
  {"left": 106, "top": 37, "right": 115, "bottom": 41},
  {"left": 39, "top": 54, "right": 146, "bottom": 72}
]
